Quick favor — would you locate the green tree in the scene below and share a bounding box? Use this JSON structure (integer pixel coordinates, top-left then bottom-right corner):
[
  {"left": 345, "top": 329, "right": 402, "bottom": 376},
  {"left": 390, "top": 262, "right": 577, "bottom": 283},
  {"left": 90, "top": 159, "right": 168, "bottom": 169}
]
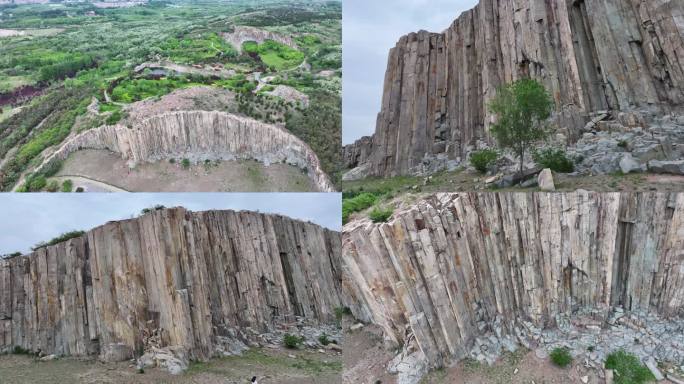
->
[{"left": 488, "top": 79, "right": 554, "bottom": 175}]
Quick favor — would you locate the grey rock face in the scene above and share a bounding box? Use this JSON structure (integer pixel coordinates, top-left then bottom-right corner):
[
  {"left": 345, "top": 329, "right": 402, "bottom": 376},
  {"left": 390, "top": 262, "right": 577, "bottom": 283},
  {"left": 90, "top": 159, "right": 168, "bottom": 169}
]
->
[
  {"left": 0, "top": 208, "right": 343, "bottom": 363},
  {"left": 342, "top": 192, "right": 684, "bottom": 371},
  {"left": 346, "top": 0, "right": 684, "bottom": 178},
  {"left": 649, "top": 159, "right": 684, "bottom": 175}
]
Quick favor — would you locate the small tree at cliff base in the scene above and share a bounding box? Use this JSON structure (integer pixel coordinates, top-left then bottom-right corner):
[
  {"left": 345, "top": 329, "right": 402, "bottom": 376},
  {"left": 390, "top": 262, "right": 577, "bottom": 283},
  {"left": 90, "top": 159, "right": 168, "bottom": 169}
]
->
[{"left": 488, "top": 78, "right": 554, "bottom": 175}]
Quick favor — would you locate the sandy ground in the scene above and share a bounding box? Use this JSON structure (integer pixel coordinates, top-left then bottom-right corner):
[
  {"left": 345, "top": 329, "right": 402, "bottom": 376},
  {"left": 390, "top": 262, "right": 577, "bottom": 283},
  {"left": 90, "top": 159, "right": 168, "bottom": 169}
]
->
[
  {"left": 56, "top": 149, "right": 316, "bottom": 192},
  {"left": 0, "top": 347, "right": 341, "bottom": 384}
]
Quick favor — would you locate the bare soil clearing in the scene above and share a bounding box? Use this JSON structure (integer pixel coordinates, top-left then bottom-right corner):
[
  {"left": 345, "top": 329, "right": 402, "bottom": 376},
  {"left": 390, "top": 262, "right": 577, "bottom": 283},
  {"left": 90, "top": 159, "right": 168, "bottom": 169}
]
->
[
  {"left": 420, "top": 349, "right": 604, "bottom": 384},
  {"left": 0, "top": 347, "right": 341, "bottom": 384},
  {"left": 56, "top": 149, "right": 315, "bottom": 192}
]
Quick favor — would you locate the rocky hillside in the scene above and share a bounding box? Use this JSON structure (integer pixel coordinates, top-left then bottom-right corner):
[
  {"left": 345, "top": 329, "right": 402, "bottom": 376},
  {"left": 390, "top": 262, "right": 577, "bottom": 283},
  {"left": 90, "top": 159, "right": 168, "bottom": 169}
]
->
[
  {"left": 33, "top": 110, "right": 336, "bottom": 192},
  {"left": 342, "top": 192, "right": 684, "bottom": 378},
  {"left": 0, "top": 208, "right": 343, "bottom": 363},
  {"left": 345, "top": 0, "right": 684, "bottom": 178}
]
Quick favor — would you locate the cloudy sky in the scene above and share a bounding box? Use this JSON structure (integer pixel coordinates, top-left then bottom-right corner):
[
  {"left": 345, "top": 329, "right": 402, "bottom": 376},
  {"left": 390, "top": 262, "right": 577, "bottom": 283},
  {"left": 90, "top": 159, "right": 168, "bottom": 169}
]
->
[
  {"left": 0, "top": 193, "right": 341, "bottom": 254},
  {"left": 343, "top": 0, "right": 478, "bottom": 144}
]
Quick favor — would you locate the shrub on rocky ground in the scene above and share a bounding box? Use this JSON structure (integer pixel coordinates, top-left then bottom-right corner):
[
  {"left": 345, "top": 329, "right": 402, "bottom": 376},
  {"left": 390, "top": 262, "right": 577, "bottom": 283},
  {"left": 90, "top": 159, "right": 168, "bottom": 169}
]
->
[
  {"left": 283, "top": 333, "right": 304, "bottom": 349},
  {"left": 604, "top": 350, "right": 655, "bottom": 384},
  {"left": 549, "top": 347, "right": 572, "bottom": 367},
  {"left": 533, "top": 148, "right": 575, "bottom": 173},
  {"left": 61, "top": 179, "right": 73, "bottom": 192},
  {"left": 368, "top": 205, "right": 393, "bottom": 223},
  {"left": 470, "top": 149, "right": 498, "bottom": 173}
]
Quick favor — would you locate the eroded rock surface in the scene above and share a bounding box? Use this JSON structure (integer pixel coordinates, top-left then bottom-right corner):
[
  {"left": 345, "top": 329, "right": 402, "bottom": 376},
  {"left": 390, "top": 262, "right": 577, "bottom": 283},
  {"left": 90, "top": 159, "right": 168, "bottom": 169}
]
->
[
  {"left": 342, "top": 192, "right": 684, "bottom": 376},
  {"left": 345, "top": 0, "right": 684, "bottom": 178},
  {"left": 222, "top": 26, "right": 298, "bottom": 53},
  {"left": 0, "top": 208, "right": 343, "bottom": 365},
  {"left": 36, "top": 110, "right": 335, "bottom": 191}
]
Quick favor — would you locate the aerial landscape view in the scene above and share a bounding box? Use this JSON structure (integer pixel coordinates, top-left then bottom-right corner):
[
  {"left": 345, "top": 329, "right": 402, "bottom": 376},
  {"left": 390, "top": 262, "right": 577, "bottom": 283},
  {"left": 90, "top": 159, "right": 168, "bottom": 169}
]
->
[{"left": 0, "top": 0, "right": 341, "bottom": 192}]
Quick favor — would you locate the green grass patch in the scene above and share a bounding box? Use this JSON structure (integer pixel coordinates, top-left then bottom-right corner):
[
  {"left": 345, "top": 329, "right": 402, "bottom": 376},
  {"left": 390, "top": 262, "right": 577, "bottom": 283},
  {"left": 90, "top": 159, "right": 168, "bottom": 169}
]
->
[
  {"left": 160, "top": 32, "right": 237, "bottom": 64},
  {"left": 342, "top": 192, "right": 377, "bottom": 223},
  {"left": 605, "top": 350, "right": 655, "bottom": 384},
  {"left": 245, "top": 39, "right": 304, "bottom": 71},
  {"left": 32, "top": 230, "right": 85, "bottom": 250},
  {"left": 110, "top": 76, "right": 204, "bottom": 103},
  {"left": 549, "top": 347, "right": 572, "bottom": 368}
]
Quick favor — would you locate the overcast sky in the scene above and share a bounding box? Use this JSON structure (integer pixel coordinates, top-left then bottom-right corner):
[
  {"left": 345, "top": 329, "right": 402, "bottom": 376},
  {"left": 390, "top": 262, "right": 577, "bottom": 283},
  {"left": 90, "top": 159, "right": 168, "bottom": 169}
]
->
[
  {"left": 342, "top": 0, "right": 479, "bottom": 144},
  {"left": 0, "top": 193, "right": 341, "bottom": 254}
]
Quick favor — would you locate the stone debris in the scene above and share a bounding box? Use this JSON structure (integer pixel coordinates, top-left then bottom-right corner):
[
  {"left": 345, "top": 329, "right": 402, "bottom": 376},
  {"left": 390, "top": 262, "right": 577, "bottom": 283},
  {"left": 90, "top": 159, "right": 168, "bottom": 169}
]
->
[
  {"left": 342, "top": 0, "right": 684, "bottom": 179},
  {"left": 221, "top": 26, "right": 298, "bottom": 54},
  {"left": 537, "top": 168, "right": 555, "bottom": 191},
  {"left": 265, "top": 85, "right": 309, "bottom": 107},
  {"left": 137, "top": 346, "right": 188, "bottom": 375},
  {"left": 649, "top": 160, "right": 684, "bottom": 175},
  {"left": 33, "top": 110, "right": 336, "bottom": 192},
  {"left": 0, "top": 208, "right": 344, "bottom": 365},
  {"left": 342, "top": 192, "right": 684, "bottom": 383}
]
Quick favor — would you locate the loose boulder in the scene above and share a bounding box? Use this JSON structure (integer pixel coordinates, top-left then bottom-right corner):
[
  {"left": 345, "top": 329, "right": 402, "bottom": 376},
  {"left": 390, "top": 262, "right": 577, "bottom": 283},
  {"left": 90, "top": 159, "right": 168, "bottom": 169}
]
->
[
  {"left": 538, "top": 168, "right": 555, "bottom": 191},
  {"left": 649, "top": 160, "right": 684, "bottom": 175}
]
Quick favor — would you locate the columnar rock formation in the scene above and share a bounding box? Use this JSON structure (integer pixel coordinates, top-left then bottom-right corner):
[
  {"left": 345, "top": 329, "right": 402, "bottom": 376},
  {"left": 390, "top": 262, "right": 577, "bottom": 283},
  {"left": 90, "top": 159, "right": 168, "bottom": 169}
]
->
[
  {"left": 347, "top": 0, "right": 684, "bottom": 177},
  {"left": 342, "top": 192, "right": 684, "bottom": 368},
  {"left": 36, "top": 110, "right": 335, "bottom": 192},
  {"left": 0, "top": 208, "right": 343, "bottom": 361},
  {"left": 222, "top": 26, "right": 298, "bottom": 53}
]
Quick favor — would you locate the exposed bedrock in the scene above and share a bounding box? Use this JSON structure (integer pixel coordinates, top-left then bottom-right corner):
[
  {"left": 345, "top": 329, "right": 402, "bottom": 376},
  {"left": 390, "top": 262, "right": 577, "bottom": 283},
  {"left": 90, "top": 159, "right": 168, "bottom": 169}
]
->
[
  {"left": 341, "top": 192, "right": 684, "bottom": 370},
  {"left": 38, "top": 110, "right": 335, "bottom": 192},
  {"left": 348, "top": 0, "right": 684, "bottom": 178},
  {"left": 0, "top": 208, "right": 343, "bottom": 362},
  {"left": 222, "top": 26, "right": 298, "bottom": 53}
]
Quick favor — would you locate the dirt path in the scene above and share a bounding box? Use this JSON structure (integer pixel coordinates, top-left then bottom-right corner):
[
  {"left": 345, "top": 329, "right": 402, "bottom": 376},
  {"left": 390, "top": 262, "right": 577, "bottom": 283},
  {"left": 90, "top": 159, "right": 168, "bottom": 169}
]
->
[
  {"left": 57, "top": 149, "right": 316, "bottom": 192},
  {"left": 50, "top": 175, "right": 129, "bottom": 192},
  {"left": 0, "top": 347, "right": 341, "bottom": 384}
]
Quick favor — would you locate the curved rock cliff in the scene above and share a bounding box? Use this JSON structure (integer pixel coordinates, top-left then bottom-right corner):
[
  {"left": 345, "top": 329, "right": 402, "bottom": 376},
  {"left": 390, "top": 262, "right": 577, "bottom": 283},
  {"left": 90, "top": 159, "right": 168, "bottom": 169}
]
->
[
  {"left": 0, "top": 208, "right": 343, "bottom": 361},
  {"left": 349, "top": 0, "right": 684, "bottom": 177},
  {"left": 222, "top": 26, "right": 298, "bottom": 53},
  {"left": 37, "top": 110, "right": 335, "bottom": 192},
  {"left": 342, "top": 192, "right": 684, "bottom": 369}
]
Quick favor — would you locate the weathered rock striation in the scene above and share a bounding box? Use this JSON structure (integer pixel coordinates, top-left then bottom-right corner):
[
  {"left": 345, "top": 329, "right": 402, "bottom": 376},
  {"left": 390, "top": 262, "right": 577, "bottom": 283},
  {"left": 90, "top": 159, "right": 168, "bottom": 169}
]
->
[
  {"left": 35, "top": 110, "right": 335, "bottom": 192},
  {"left": 222, "top": 26, "right": 298, "bottom": 53},
  {"left": 342, "top": 192, "right": 684, "bottom": 370},
  {"left": 342, "top": 135, "right": 372, "bottom": 170},
  {"left": 346, "top": 0, "right": 684, "bottom": 178},
  {"left": 0, "top": 208, "right": 343, "bottom": 362}
]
